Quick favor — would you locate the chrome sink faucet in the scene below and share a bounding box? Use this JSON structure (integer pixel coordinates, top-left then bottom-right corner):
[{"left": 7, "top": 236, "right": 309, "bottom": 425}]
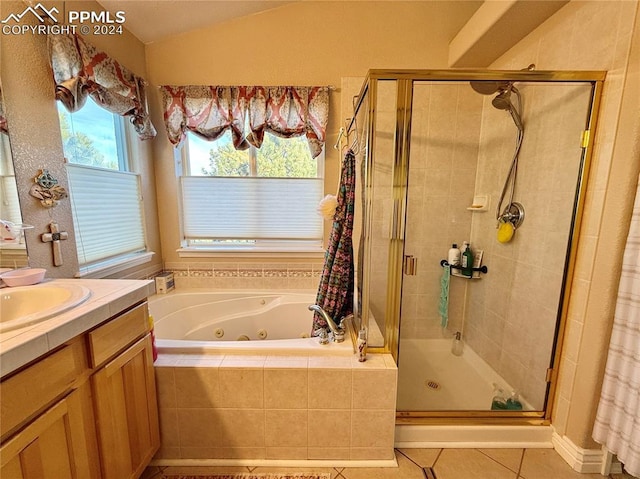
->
[{"left": 308, "top": 305, "right": 345, "bottom": 343}]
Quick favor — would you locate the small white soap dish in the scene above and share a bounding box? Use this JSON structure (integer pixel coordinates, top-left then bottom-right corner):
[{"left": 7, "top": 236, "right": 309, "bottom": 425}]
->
[
  {"left": 467, "top": 195, "right": 489, "bottom": 212},
  {"left": 0, "top": 268, "right": 46, "bottom": 287}
]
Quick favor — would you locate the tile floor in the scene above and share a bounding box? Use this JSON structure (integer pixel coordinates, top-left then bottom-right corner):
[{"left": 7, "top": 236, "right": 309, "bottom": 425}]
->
[{"left": 142, "top": 448, "right": 638, "bottom": 478}]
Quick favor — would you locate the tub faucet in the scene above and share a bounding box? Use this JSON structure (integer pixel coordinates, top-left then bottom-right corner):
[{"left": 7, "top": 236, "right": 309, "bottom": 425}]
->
[{"left": 308, "top": 305, "right": 345, "bottom": 343}]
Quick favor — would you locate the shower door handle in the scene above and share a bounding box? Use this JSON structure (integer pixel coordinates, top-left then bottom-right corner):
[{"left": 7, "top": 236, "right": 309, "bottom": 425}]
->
[{"left": 403, "top": 255, "right": 417, "bottom": 275}]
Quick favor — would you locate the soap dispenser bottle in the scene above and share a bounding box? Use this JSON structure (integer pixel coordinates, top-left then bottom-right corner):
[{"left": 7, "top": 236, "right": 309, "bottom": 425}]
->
[
  {"left": 451, "top": 331, "right": 463, "bottom": 356},
  {"left": 506, "top": 391, "right": 523, "bottom": 410},
  {"left": 448, "top": 243, "right": 461, "bottom": 266},
  {"left": 461, "top": 241, "right": 474, "bottom": 277},
  {"left": 357, "top": 328, "right": 367, "bottom": 362},
  {"left": 491, "top": 385, "right": 508, "bottom": 410}
]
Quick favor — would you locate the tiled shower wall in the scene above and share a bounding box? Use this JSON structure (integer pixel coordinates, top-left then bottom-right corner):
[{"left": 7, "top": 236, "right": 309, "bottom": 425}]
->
[
  {"left": 400, "top": 80, "right": 590, "bottom": 410},
  {"left": 466, "top": 83, "right": 593, "bottom": 409},
  {"left": 401, "top": 82, "right": 482, "bottom": 339},
  {"left": 489, "top": 0, "right": 640, "bottom": 446}
]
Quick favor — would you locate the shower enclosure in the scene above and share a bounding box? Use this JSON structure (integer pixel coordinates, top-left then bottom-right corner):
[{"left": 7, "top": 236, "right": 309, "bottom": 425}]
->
[{"left": 350, "top": 69, "right": 604, "bottom": 422}]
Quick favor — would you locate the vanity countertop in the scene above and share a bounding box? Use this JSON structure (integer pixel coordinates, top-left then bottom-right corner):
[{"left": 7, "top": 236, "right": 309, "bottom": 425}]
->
[{"left": 0, "top": 278, "right": 153, "bottom": 378}]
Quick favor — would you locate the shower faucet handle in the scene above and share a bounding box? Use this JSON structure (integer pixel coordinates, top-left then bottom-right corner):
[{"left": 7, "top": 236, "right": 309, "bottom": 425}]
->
[
  {"left": 331, "top": 328, "right": 345, "bottom": 343},
  {"left": 315, "top": 329, "right": 330, "bottom": 345}
]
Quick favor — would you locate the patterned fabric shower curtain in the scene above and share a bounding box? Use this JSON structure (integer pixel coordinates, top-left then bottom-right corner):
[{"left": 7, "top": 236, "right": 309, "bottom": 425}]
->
[
  {"left": 312, "top": 149, "right": 356, "bottom": 334},
  {"left": 593, "top": 174, "right": 640, "bottom": 476}
]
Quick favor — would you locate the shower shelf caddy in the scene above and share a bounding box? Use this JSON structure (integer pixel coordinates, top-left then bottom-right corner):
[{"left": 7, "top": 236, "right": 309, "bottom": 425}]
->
[{"left": 440, "top": 259, "right": 488, "bottom": 278}]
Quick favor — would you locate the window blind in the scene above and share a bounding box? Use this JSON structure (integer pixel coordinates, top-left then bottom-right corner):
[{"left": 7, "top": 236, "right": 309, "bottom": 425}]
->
[
  {"left": 67, "top": 164, "right": 146, "bottom": 266},
  {"left": 181, "top": 176, "right": 323, "bottom": 242},
  {"left": 1, "top": 176, "right": 22, "bottom": 225}
]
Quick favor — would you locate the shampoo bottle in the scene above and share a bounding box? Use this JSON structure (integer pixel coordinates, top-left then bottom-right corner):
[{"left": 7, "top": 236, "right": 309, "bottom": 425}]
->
[
  {"left": 448, "top": 243, "right": 461, "bottom": 266},
  {"left": 461, "top": 242, "right": 474, "bottom": 277},
  {"left": 451, "top": 331, "right": 463, "bottom": 356}
]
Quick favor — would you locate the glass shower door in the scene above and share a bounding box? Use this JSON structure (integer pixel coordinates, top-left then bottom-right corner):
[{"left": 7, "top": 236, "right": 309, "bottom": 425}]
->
[{"left": 396, "top": 79, "right": 595, "bottom": 414}]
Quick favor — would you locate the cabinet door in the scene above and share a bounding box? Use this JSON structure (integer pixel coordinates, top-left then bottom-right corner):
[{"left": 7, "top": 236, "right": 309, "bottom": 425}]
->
[
  {"left": 92, "top": 334, "right": 159, "bottom": 479},
  {"left": 0, "top": 382, "right": 100, "bottom": 479}
]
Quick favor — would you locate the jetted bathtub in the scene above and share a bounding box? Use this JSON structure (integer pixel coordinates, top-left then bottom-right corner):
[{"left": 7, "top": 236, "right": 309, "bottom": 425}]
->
[{"left": 149, "top": 289, "right": 354, "bottom": 355}]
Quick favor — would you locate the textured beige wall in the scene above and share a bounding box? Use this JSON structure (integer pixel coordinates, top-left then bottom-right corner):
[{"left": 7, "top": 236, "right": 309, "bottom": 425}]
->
[
  {"left": 0, "top": 0, "right": 163, "bottom": 278},
  {"left": 1, "top": 0, "right": 78, "bottom": 277},
  {"left": 145, "top": 1, "right": 479, "bottom": 265},
  {"left": 490, "top": 0, "right": 640, "bottom": 449}
]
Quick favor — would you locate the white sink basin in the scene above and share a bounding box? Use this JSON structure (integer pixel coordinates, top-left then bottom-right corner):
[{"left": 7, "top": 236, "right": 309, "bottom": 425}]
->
[{"left": 0, "top": 283, "right": 92, "bottom": 333}]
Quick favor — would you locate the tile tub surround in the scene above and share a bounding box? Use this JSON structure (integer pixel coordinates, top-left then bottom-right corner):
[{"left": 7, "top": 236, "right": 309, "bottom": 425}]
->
[
  {"left": 164, "top": 263, "right": 324, "bottom": 290},
  {"left": 152, "top": 352, "right": 397, "bottom": 465},
  {"left": 0, "top": 278, "right": 154, "bottom": 377}
]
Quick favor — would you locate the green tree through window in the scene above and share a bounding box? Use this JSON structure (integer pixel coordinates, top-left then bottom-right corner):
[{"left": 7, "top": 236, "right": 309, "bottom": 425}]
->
[
  {"left": 200, "top": 140, "right": 250, "bottom": 176},
  {"left": 57, "top": 99, "right": 123, "bottom": 170},
  {"left": 200, "top": 133, "right": 317, "bottom": 178},
  {"left": 58, "top": 112, "right": 114, "bottom": 168}
]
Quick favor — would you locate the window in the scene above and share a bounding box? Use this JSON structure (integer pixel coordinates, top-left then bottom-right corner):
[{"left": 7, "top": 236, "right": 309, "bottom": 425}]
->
[
  {"left": 0, "top": 131, "right": 21, "bottom": 225},
  {"left": 181, "top": 130, "right": 324, "bottom": 253},
  {"left": 58, "top": 98, "right": 148, "bottom": 274}
]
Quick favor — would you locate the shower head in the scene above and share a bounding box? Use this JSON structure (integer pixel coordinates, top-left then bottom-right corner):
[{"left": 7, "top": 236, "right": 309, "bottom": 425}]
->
[
  {"left": 470, "top": 80, "right": 524, "bottom": 132},
  {"left": 491, "top": 89, "right": 514, "bottom": 110},
  {"left": 470, "top": 80, "right": 511, "bottom": 95},
  {"left": 493, "top": 86, "right": 524, "bottom": 133}
]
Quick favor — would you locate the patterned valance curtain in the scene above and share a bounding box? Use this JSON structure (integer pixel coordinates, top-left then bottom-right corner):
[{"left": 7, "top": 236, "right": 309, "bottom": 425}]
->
[
  {"left": 160, "top": 85, "right": 329, "bottom": 158},
  {"left": 48, "top": 34, "right": 156, "bottom": 140}
]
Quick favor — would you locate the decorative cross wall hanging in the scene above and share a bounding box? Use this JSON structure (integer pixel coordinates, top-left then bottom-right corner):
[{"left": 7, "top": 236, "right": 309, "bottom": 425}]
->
[
  {"left": 41, "top": 221, "right": 68, "bottom": 266},
  {"left": 29, "top": 169, "right": 68, "bottom": 208}
]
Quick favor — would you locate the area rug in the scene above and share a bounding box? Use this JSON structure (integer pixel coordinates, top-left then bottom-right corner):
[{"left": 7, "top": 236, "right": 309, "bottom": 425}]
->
[{"left": 164, "top": 474, "right": 331, "bottom": 479}]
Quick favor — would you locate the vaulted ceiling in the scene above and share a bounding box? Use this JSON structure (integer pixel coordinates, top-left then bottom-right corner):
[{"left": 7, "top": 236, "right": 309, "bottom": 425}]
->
[
  {"left": 96, "top": 1, "right": 482, "bottom": 45},
  {"left": 95, "top": 1, "right": 568, "bottom": 67},
  {"left": 96, "top": 1, "right": 300, "bottom": 44}
]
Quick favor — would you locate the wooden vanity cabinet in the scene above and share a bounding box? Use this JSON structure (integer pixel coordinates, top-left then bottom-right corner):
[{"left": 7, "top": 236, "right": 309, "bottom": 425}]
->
[
  {"left": 0, "top": 380, "right": 100, "bottom": 479},
  {"left": 88, "top": 301, "right": 160, "bottom": 479},
  {"left": 0, "top": 300, "right": 159, "bottom": 479},
  {"left": 91, "top": 334, "right": 159, "bottom": 479}
]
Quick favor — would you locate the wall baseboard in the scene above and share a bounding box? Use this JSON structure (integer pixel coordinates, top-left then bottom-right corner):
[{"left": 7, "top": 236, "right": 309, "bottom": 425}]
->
[
  {"left": 394, "top": 425, "right": 623, "bottom": 474},
  {"left": 152, "top": 458, "right": 398, "bottom": 468},
  {"left": 551, "top": 431, "right": 621, "bottom": 474}
]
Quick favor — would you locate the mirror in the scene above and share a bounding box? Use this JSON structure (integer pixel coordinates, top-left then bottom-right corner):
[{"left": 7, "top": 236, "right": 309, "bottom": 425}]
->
[{"left": 0, "top": 82, "right": 29, "bottom": 269}]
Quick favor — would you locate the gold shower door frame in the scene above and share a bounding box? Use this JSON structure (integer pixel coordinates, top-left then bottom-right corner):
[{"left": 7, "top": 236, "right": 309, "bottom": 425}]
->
[{"left": 352, "top": 69, "right": 605, "bottom": 423}]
